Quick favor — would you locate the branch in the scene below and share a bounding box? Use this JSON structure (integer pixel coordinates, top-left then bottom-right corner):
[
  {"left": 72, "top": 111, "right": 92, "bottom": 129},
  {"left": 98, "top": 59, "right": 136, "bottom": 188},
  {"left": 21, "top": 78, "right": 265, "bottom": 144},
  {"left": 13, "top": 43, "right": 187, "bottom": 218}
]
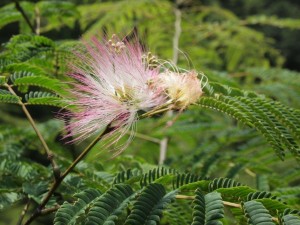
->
[
  {"left": 14, "top": 1, "right": 35, "bottom": 34},
  {"left": 60, "top": 126, "right": 113, "bottom": 179},
  {"left": 40, "top": 205, "right": 60, "bottom": 215},
  {"left": 5, "top": 84, "right": 60, "bottom": 180},
  {"left": 23, "top": 126, "right": 113, "bottom": 225}
]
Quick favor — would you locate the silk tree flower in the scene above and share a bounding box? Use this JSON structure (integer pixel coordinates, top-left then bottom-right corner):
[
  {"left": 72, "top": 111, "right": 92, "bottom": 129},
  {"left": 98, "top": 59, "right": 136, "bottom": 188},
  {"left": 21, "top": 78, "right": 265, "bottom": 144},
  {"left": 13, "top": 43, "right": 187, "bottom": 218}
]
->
[
  {"left": 62, "top": 35, "right": 167, "bottom": 153},
  {"left": 62, "top": 34, "right": 206, "bottom": 154},
  {"left": 155, "top": 70, "right": 205, "bottom": 110},
  {"left": 142, "top": 69, "right": 206, "bottom": 120}
]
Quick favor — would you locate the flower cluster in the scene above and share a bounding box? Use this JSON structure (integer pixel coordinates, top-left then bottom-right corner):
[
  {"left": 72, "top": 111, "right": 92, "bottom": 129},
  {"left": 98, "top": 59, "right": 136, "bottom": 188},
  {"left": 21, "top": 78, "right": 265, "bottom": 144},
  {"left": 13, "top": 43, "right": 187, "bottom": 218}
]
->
[{"left": 63, "top": 35, "right": 206, "bottom": 154}]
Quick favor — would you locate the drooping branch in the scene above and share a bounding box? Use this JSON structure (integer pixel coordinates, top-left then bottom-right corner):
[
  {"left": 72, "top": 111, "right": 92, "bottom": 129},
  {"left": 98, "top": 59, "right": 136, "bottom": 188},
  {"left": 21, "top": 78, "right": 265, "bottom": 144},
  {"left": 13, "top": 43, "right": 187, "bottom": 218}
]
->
[
  {"left": 5, "top": 84, "right": 60, "bottom": 180},
  {"left": 14, "top": 1, "right": 35, "bottom": 34}
]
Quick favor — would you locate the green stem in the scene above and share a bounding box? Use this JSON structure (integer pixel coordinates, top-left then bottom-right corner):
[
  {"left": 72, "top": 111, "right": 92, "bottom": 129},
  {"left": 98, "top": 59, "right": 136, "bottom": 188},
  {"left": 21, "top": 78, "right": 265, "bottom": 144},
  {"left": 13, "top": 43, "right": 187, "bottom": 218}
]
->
[{"left": 61, "top": 126, "right": 113, "bottom": 179}]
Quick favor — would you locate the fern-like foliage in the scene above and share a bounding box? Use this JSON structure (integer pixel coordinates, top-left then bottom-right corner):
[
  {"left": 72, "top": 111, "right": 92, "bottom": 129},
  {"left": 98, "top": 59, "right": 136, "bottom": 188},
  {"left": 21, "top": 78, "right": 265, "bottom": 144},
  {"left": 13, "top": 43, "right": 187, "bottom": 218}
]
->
[
  {"left": 54, "top": 189, "right": 102, "bottom": 225},
  {"left": 51, "top": 171, "right": 300, "bottom": 225},
  {"left": 14, "top": 76, "right": 69, "bottom": 97},
  {"left": 199, "top": 82, "right": 300, "bottom": 160},
  {"left": 124, "top": 183, "right": 178, "bottom": 225},
  {"left": 0, "top": 38, "right": 71, "bottom": 108},
  {"left": 281, "top": 214, "right": 300, "bottom": 225},
  {"left": 84, "top": 184, "right": 134, "bottom": 225},
  {"left": 0, "top": 191, "right": 23, "bottom": 211},
  {"left": 208, "top": 178, "right": 242, "bottom": 192},
  {"left": 173, "top": 173, "right": 209, "bottom": 189},
  {"left": 0, "top": 89, "right": 20, "bottom": 104},
  {"left": 140, "top": 167, "right": 178, "bottom": 187},
  {"left": 0, "top": 1, "right": 78, "bottom": 34},
  {"left": 54, "top": 184, "right": 134, "bottom": 225},
  {"left": 242, "top": 201, "right": 275, "bottom": 225},
  {"left": 24, "top": 91, "right": 65, "bottom": 107},
  {"left": 192, "top": 190, "right": 224, "bottom": 225}
]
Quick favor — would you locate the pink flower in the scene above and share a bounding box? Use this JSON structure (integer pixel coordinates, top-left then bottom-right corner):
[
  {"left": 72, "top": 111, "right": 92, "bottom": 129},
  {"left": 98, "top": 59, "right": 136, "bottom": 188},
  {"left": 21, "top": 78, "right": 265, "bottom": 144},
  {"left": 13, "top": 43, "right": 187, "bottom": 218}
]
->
[
  {"left": 62, "top": 34, "right": 207, "bottom": 154},
  {"left": 62, "top": 35, "right": 166, "bottom": 153},
  {"left": 155, "top": 70, "right": 204, "bottom": 110}
]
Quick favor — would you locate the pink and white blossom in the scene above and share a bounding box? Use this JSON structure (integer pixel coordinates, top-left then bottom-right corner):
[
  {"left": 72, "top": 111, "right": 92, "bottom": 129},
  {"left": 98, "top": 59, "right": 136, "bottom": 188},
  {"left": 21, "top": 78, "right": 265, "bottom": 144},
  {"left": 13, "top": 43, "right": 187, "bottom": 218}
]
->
[
  {"left": 155, "top": 70, "right": 204, "bottom": 109},
  {"left": 62, "top": 35, "right": 166, "bottom": 153},
  {"left": 62, "top": 35, "right": 206, "bottom": 154}
]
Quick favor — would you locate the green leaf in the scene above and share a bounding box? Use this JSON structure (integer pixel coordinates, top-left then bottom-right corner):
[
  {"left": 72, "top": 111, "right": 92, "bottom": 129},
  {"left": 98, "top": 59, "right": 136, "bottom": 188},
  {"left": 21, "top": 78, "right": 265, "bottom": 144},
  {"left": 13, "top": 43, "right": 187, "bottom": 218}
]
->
[
  {"left": 22, "top": 181, "right": 49, "bottom": 204},
  {"left": 140, "top": 167, "right": 177, "bottom": 187},
  {"left": 0, "top": 4, "right": 22, "bottom": 30},
  {"left": 191, "top": 190, "right": 224, "bottom": 225},
  {"left": 0, "top": 89, "right": 20, "bottom": 104},
  {"left": 281, "top": 214, "right": 300, "bottom": 225},
  {"left": 3, "top": 35, "right": 55, "bottom": 62},
  {"left": 0, "top": 190, "right": 23, "bottom": 210},
  {"left": 0, "top": 76, "right": 6, "bottom": 85},
  {"left": 208, "top": 178, "right": 241, "bottom": 192},
  {"left": 198, "top": 84, "right": 300, "bottom": 160},
  {"left": 55, "top": 184, "right": 134, "bottom": 225},
  {"left": 178, "top": 180, "right": 211, "bottom": 192},
  {"left": 24, "top": 91, "right": 65, "bottom": 107},
  {"left": 124, "top": 184, "right": 178, "bottom": 225},
  {"left": 256, "top": 198, "right": 288, "bottom": 214},
  {"left": 85, "top": 184, "right": 135, "bottom": 225},
  {"left": 245, "top": 15, "right": 300, "bottom": 30},
  {"left": 217, "top": 186, "right": 256, "bottom": 202},
  {"left": 54, "top": 189, "right": 102, "bottom": 225},
  {"left": 173, "top": 173, "right": 209, "bottom": 190},
  {"left": 13, "top": 76, "right": 69, "bottom": 97},
  {"left": 242, "top": 201, "right": 275, "bottom": 225},
  {"left": 1, "top": 63, "right": 46, "bottom": 82}
]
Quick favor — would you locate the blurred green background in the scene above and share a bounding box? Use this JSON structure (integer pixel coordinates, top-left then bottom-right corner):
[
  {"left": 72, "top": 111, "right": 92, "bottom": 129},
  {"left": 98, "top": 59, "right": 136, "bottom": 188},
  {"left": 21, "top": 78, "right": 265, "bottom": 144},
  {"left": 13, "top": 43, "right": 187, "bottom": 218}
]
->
[{"left": 0, "top": 0, "right": 300, "bottom": 224}]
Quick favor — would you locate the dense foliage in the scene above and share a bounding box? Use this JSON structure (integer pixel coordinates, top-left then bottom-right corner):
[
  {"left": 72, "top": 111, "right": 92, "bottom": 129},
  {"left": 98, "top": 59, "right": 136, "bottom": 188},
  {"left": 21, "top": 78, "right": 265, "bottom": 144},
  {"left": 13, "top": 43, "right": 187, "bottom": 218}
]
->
[{"left": 0, "top": 1, "right": 299, "bottom": 225}]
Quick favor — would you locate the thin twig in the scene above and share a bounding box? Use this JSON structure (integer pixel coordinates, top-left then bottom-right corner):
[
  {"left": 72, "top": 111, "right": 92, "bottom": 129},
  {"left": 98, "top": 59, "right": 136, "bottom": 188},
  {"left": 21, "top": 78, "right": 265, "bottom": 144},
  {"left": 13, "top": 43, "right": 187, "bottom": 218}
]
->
[
  {"left": 244, "top": 168, "right": 256, "bottom": 177},
  {"left": 159, "top": 137, "right": 168, "bottom": 165},
  {"left": 14, "top": 1, "right": 35, "bottom": 34},
  {"left": 223, "top": 200, "right": 242, "bottom": 208},
  {"left": 60, "top": 126, "right": 113, "bottom": 179},
  {"left": 172, "top": 1, "right": 182, "bottom": 65},
  {"left": 40, "top": 205, "right": 60, "bottom": 215},
  {"left": 23, "top": 126, "right": 112, "bottom": 225},
  {"left": 134, "top": 132, "right": 161, "bottom": 144},
  {"left": 5, "top": 84, "right": 60, "bottom": 180},
  {"left": 16, "top": 199, "right": 31, "bottom": 225},
  {"left": 176, "top": 195, "right": 240, "bottom": 208},
  {"left": 176, "top": 194, "right": 195, "bottom": 200},
  {"left": 34, "top": 5, "right": 40, "bottom": 35},
  {"left": 175, "top": 195, "right": 279, "bottom": 223}
]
